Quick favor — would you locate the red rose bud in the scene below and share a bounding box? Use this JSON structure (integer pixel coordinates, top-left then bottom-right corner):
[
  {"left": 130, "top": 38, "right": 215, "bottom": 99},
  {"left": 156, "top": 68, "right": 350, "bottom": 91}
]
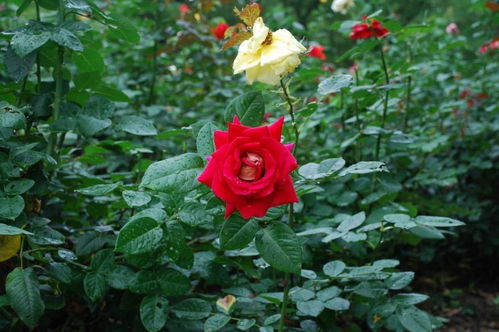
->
[
  {"left": 211, "top": 22, "right": 229, "bottom": 40},
  {"left": 308, "top": 45, "right": 326, "bottom": 60},
  {"left": 197, "top": 116, "right": 298, "bottom": 219},
  {"left": 179, "top": 4, "right": 189, "bottom": 14}
]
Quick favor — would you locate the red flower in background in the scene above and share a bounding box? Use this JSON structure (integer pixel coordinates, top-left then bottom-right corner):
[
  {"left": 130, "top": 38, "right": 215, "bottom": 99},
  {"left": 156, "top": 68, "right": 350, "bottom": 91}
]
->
[
  {"left": 479, "top": 38, "right": 499, "bottom": 53},
  {"left": 197, "top": 117, "right": 298, "bottom": 219},
  {"left": 308, "top": 45, "right": 326, "bottom": 60},
  {"left": 350, "top": 17, "right": 389, "bottom": 40},
  {"left": 485, "top": 2, "right": 499, "bottom": 11},
  {"left": 211, "top": 22, "right": 229, "bottom": 40},
  {"left": 179, "top": 4, "right": 189, "bottom": 14}
]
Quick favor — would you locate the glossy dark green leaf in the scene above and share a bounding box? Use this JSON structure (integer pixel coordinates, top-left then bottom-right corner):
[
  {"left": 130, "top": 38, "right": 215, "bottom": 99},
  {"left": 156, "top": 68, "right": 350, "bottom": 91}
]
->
[
  {"left": 255, "top": 223, "right": 302, "bottom": 274},
  {"left": 224, "top": 91, "right": 265, "bottom": 126},
  {"left": 6, "top": 268, "right": 45, "bottom": 329}
]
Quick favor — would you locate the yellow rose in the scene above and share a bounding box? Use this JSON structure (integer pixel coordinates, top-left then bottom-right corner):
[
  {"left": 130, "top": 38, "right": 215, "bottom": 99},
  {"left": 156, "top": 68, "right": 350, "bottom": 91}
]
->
[
  {"left": 233, "top": 17, "right": 306, "bottom": 85},
  {"left": 0, "top": 234, "right": 21, "bottom": 262}
]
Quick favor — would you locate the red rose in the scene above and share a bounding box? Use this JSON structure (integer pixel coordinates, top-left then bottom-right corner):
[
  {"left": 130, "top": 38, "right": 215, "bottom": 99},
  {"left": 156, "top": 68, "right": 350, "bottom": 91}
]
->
[
  {"left": 350, "top": 17, "right": 389, "bottom": 40},
  {"left": 198, "top": 117, "right": 298, "bottom": 219},
  {"left": 308, "top": 45, "right": 326, "bottom": 60},
  {"left": 211, "top": 22, "right": 229, "bottom": 40},
  {"left": 179, "top": 4, "right": 189, "bottom": 14}
]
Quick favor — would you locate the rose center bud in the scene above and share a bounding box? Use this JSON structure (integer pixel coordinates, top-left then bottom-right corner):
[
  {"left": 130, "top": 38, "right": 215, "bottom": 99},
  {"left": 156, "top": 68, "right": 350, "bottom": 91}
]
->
[{"left": 238, "top": 152, "right": 264, "bottom": 181}]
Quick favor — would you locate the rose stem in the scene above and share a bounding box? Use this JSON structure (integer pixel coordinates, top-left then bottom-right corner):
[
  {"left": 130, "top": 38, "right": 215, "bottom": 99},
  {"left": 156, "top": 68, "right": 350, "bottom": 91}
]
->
[
  {"left": 280, "top": 79, "right": 299, "bottom": 154},
  {"left": 278, "top": 78, "right": 300, "bottom": 332},
  {"left": 47, "top": 0, "right": 65, "bottom": 160},
  {"left": 403, "top": 75, "right": 412, "bottom": 132},
  {"left": 354, "top": 67, "right": 362, "bottom": 160},
  {"left": 374, "top": 42, "right": 390, "bottom": 160}
]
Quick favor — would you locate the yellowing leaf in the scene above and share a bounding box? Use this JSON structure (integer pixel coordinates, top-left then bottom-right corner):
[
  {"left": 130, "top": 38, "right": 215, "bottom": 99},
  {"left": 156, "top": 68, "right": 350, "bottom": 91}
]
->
[
  {"left": 234, "top": 3, "right": 261, "bottom": 27},
  {"left": 216, "top": 295, "right": 237, "bottom": 314},
  {"left": 0, "top": 235, "right": 21, "bottom": 262},
  {"left": 222, "top": 31, "right": 252, "bottom": 51}
]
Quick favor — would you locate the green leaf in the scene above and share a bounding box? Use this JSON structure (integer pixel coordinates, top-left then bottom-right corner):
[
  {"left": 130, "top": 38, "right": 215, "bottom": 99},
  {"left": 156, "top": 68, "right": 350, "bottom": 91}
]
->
[
  {"left": 77, "top": 115, "right": 112, "bottom": 137},
  {"left": 178, "top": 202, "right": 213, "bottom": 227},
  {"left": 105, "top": 265, "right": 135, "bottom": 290},
  {"left": 415, "top": 216, "right": 464, "bottom": 228},
  {"left": 29, "top": 225, "right": 65, "bottom": 245},
  {"left": 140, "top": 153, "right": 204, "bottom": 193},
  {"left": 323, "top": 260, "right": 346, "bottom": 277},
  {"left": 131, "top": 208, "right": 167, "bottom": 224},
  {"left": 385, "top": 272, "right": 414, "bottom": 290},
  {"left": 220, "top": 216, "right": 260, "bottom": 250},
  {"left": 74, "top": 231, "right": 113, "bottom": 256},
  {"left": 318, "top": 74, "right": 353, "bottom": 95},
  {"left": 16, "top": 0, "right": 34, "bottom": 16},
  {"left": 84, "top": 272, "right": 108, "bottom": 302},
  {"left": 224, "top": 91, "right": 265, "bottom": 126},
  {"left": 11, "top": 22, "right": 51, "bottom": 57},
  {"left": 255, "top": 223, "right": 302, "bottom": 274},
  {"left": 324, "top": 297, "right": 350, "bottom": 311},
  {"left": 0, "top": 196, "right": 25, "bottom": 220},
  {"left": 6, "top": 268, "right": 45, "bottom": 329},
  {"left": 298, "top": 158, "right": 345, "bottom": 180},
  {"left": 0, "top": 108, "right": 26, "bottom": 129},
  {"left": 157, "top": 268, "right": 191, "bottom": 296},
  {"left": 75, "top": 183, "right": 119, "bottom": 196},
  {"left": 92, "top": 84, "right": 130, "bottom": 102},
  {"left": 122, "top": 190, "right": 151, "bottom": 207},
  {"left": 392, "top": 293, "right": 429, "bottom": 306},
  {"left": 50, "top": 27, "right": 83, "bottom": 51},
  {"left": 64, "top": 0, "right": 91, "bottom": 12},
  {"left": 5, "top": 179, "right": 35, "bottom": 195},
  {"left": 74, "top": 71, "right": 102, "bottom": 90},
  {"left": 108, "top": 13, "right": 141, "bottom": 44},
  {"left": 0, "top": 223, "right": 32, "bottom": 235},
  {"left": 409, "top": 225, "right": 444, "bottom": 239},
  {"left": 339, "top": 161, "right": 388, "bottom": 176},
  {"left": 115, "top": 217, "right": 163, "bottom": 255},
  {"left": 140, "top": 295, "right": 169, "bottom": 332},
  {"left": 204, "top": 314, "right": 231, "bottom": 332},
  {"left": 398, "top": 306, "right": 432, "bottom": 332},
  {"left": 172, "top": 298, "right": 211, "bottom": 320},
  {"left": 297, "top": 300, "right": 324, "bottom": 317},
  {"left": 237, "top": 318, "right": 256, "bottom": 330},
  {"left": 337, "top": 212, "right": 366, "bottom": 232},
  {"left": 316, "top": 286, "right": 341, "bottom": 301},
  {"left": 196, "top": 122, "right": 217, "bottom": 157},
  {"left": 47, "top": 263, "right": 71, "bottom": 284},
  {"left": 116, "top": 116, "right": 157, "bottom": 136},
  {"left": 5, "top": 46, "right": 36, "bottom": 83}
]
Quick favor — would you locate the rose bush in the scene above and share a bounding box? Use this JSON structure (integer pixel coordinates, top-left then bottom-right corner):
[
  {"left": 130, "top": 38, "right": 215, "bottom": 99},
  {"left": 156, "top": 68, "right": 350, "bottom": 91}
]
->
[{"left": 198, "top": 116, "right": 298, "bottom": 219}]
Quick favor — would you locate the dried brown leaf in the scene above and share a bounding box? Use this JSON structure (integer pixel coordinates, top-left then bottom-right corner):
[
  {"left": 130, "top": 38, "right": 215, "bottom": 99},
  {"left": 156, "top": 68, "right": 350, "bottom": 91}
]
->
[
  {"left": 234, "top": 3, "right": 261, "bottom": 27},
  {"left": 222, "top": 31, "right": 252, "bottom": 50}
]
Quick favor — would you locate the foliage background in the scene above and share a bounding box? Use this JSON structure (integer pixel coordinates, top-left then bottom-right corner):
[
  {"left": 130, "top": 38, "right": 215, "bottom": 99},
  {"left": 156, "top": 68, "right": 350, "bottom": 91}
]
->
[{"left": 0, "top": 0, "right": 497, "bottom": 331}]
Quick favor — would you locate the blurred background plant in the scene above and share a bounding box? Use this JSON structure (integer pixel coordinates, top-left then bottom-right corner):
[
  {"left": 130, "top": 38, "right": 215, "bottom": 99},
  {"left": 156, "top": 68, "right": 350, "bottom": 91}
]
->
[{"left": 0, "top": 0, "right": 497, "bottom": 331}]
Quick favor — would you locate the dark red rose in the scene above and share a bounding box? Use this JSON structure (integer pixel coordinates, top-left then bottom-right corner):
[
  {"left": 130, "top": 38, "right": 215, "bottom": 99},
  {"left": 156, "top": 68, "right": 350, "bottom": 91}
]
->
[
  {"left": 211, "top": 22, "right": 229, "bottom": 40},
  {"left": 308, "top": 45, "right": 326, "bottom": 60},
  {"left": 350, "top": 17, "right": 389, "bottom": 40},
  {"left": 197, "top": 117, "right": 298, "bottom": 219},
  {"left": 350, "top": 22, "right": 372, "bottom": 39}
]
